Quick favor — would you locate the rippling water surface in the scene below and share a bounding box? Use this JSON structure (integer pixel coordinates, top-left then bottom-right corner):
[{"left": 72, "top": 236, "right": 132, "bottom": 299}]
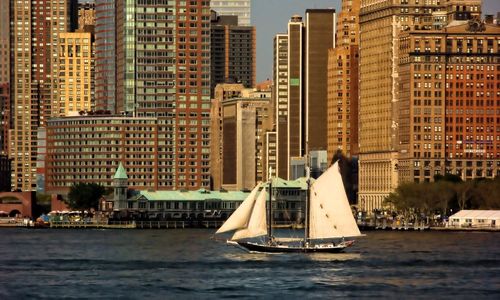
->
[{"left": 0, "top": 229, "right": 499, "bottom": 299}]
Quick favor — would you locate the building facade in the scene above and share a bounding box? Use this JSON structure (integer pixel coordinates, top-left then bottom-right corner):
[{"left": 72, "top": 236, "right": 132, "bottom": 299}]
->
[
  {"left": 45, "top": 115, "right": 160, "bottom": 194},
  {"left": 94, "top": 0, "right": 116, "bottom": 112},
  {"left": 273, "top": 10, "right": 336, "bottom": 180},
  {"left": 210, "top": 83, "right": 246, "bottom": 190},
  {"left": 398, "top": 19, "right": 499, "bottom": 184},
  {"left": 115, "top": 0, "right": 211, "bottom": 189},
  {"left": 9, "top": 0, "right": 77, "bottom": 191},
  {"left": 78, "top": 1, "right": 96, "bottom": 29},
  {"left": 0, "top": 0, "right": 9, "bottom": 84},
  {"left": 0, "top": 84, "right": 9, "bottom": 156},
  {"left": 358, "top": 0, "right": 481, "bottom": 212},
  {"left": 57, "top": 31, "right": 95, "bottom": 115},
  {"left": 211, "top": 84, "right": 273, "bottom": 191},
  {"left": 327, "top": 0, "right": 360, "bottom": 162},
  {"left": 210, "top": 12, "right": 256, "bottom": 96},
  {"left": 211, "top": 0, "right": 251, "bottom": 26},
  {"left": 112, "top": 166, "right": 307, "bottom": 225},
  {"left": 305, "top": 9, "right": 336, "bottom": 154}
]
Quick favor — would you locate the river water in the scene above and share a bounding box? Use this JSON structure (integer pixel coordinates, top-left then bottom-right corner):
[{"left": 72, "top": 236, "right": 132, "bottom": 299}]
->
[{"left": 0, "top": 229, "right": 498, "bottom": 299}]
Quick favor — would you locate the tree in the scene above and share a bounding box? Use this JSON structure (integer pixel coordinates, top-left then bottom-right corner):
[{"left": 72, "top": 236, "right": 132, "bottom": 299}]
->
[
  {"left": 452, "top": 181, "right": 474, "bottom": 211},
  {"left": 66, "top": 183, "right": 106, "bottom": 211},
  {"left": 472, "top": 177, "right": 500, "bottom": 209}
]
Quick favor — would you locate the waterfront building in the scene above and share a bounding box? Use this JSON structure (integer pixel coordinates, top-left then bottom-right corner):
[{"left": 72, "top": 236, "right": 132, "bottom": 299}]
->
[
  {"left": 9, "top": 0, "right": 78, "bottom": 191},
  {"left": 273, "top": 10, "right": 336, "bottom": 180},
  {"left": 210, "top": 84, "right": 273, "bottom": 191},
  {"left": 211, "top": 0, "right": 251, "bottom": 26},
  {"left": 57, "top": 31, "right": 95, "bottom": 115},
  {"left": 327, "top": 0, "right": 360, "bottom": 162},
  {"left": 448, "top": 210, "right": 500, "bottom": 229},
  {"left": 94, "top": 0, "right": 116, "bottom": 112},
  {"left": 112, "top": 164, "right": 307, "bottom": 224},
  {"left": 45, "top": 115, "right": 160, "bottom": 194},
  {"left": 358, "top": 0, "right": 481, "bottom": 212},
  {"left": 398, "top": 19, "right": 500, "bottom": 184},
  {"left": 210, "top": 11, "right": 256, "bottom": 96}
]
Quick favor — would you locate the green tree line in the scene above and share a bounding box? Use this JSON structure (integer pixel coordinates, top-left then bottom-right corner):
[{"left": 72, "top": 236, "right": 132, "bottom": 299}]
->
[{"left": 384, "top": 175, "right": 500, "bottom": 218}]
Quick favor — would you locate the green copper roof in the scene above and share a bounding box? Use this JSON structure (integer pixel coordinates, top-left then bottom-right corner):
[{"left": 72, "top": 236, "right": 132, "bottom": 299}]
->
[
  {"left": 113, "top": 162, "right": 128, "bottom": 180},
  {"left": 133, "top": 177, "right": 310, "bottom": 202},
  {"left": 138, "top": 189, "right": 250, "bottom": 202}
]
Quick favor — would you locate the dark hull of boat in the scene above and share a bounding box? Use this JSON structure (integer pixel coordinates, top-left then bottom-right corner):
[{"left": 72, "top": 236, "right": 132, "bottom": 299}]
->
[{"left": 231, "top": 240, "right": 353, "bottom": 253}]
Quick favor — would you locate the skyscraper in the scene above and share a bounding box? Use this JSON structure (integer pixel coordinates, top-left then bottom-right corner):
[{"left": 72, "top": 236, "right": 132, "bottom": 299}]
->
[
  {"left": 67, "top": 0, "right": 212, "bottom": 190},
  {"left": 210, "top": 11, "right": 256, "bottom": 96},
  {"left": 9, "top": 0, "right": 77, "bottom": 191},
  {"left": 304, "top": 9, "right": 336, "bottom": 154},
  {"left": 211, "top": 0, "right": 251, "bottom": 26},
  {"left": 0, "top": 1, "right": 10, "bottom": 156},
  {"left": 94, "top": 0, "right": 116, "bottom": 112},
  {"left": 358, "top": 0, "right": 482, "bottom": 211},
  {"left": 397, "top": 19, "right": 499, "bottom": 190},
  {"left": 58, "top": 31, "right": 95, "bottom": 115},
  {"left": 0, "top": 0, "right": 9, "bottom": 84},
  {"left": 273, "top": 10, "right": 336, "bottom": 180},
  {"left": 78, "top": 1, "right": 96, "bottom": 29},
  {"left": 273, "top": 33, "right": 290, "bottom": 179},
  {"left": 327, "top": 0, "right": 360, "bottom": 161},
  {"left": 210, "top": 84, "right": 273, "bottom": 191}
]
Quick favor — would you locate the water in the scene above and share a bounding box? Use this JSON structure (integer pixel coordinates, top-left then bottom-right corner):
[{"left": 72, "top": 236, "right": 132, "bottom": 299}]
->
[{"left": 0, "top": 229, "right": 499, "bottom": 299}]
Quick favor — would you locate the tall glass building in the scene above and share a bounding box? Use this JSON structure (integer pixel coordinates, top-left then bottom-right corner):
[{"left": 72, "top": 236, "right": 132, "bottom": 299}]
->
[
  {"left": 211, "top": 0, "right": 251, "bottom": 26},
  {"left": 95, "top": 0, "right": 116, "bottom": 112}
]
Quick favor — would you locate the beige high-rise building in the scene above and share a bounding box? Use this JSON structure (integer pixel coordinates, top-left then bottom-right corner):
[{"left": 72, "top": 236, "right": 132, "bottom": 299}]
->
[
  {"left": 274, "top": 33, "right": 289, "bottom": 179},
  {"left": 358, "top": 0, "right": 481, "bottom": 212},
  {"left": 9, "top": 0, "right": 77, "bottom": 191},
  {"left": 273, "top": 16, "right": 304, "bottom": 181},
  {"left": 57, "top": 31, "right": 94, "bottom": 115},
  {"left": 327, "top": 0, "right": 360, "bottom": 162},
  {"left": 210, "top": 84, "right": 273, "bottom": 191},
  {"left": 273, "top": 10, "right": 336, "bottom": 180}
]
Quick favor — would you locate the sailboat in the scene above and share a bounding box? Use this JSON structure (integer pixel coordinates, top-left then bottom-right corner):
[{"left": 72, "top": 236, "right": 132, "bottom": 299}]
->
[{"left": 215, "top": 161, "right": 362, "bottom": 253}]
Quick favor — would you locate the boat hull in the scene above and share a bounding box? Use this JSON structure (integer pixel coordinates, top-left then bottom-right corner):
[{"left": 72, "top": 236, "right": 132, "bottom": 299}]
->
[{"left": 229, "top": 240, "right": 354, "bottom": 253}]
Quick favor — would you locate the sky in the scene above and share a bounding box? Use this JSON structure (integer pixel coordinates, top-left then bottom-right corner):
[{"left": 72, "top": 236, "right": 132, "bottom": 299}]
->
[{"left": 252, "top": 0, "right": 500, "bottom": 82}]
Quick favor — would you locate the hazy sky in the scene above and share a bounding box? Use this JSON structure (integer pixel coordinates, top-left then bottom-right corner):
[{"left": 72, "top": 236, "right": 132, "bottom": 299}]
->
[{"left": 252, "top": 0, "right": 500, "bottom": 82}]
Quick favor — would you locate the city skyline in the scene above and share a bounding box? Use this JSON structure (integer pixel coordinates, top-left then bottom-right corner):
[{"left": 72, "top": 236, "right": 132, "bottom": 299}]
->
[
  {"left": 77, "top": 0, "right": 500, "bottom": 82},
  {"left": 1, "top": 0, "right": 498, "bottom": 208}
]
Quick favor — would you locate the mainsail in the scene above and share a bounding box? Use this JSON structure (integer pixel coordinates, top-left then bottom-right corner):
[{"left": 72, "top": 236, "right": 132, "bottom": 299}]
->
[
  {"left": 309, "top": 161, "right": 362, "bottom": 239},
  {"left": 215, "top": 183, "right": 261, "bottom": 234},
  {"left": 231, "top": 187, "right": 268, "bottom": 240}
]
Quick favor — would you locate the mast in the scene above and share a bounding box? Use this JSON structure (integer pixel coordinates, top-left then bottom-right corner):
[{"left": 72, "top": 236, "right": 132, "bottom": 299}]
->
[
  {"left": 268, "top": 167, "right": 273, "bottom": 243},
  {"left": 304, "top": 166, "right": 310, "bottom": 245}
]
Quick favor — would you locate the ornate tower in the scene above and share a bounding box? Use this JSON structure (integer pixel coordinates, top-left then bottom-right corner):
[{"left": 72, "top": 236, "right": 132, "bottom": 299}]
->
[{"left": 113, "top": 162, "right": 128, "bottom": 210}]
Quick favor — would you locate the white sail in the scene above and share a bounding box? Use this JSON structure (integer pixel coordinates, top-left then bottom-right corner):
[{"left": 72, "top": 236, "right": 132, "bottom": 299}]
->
[
  {"left": 215, "top": 183, "right": 261, "bottom": 234},
  {"left": 231, "top": 187, "right": 268, "bottom": 240},
  {"left": 309, "top": 162, "right": 362, "bottom": 239}
]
